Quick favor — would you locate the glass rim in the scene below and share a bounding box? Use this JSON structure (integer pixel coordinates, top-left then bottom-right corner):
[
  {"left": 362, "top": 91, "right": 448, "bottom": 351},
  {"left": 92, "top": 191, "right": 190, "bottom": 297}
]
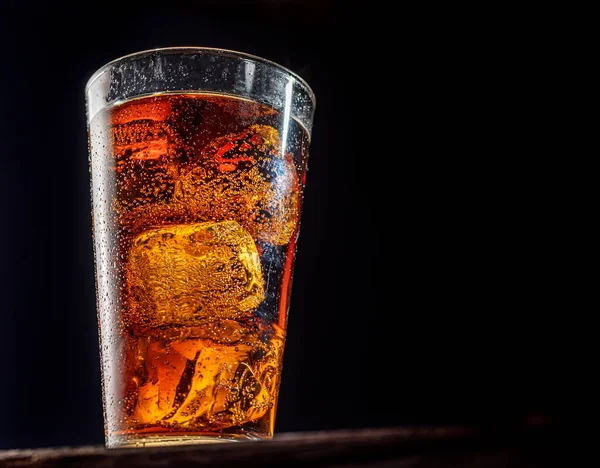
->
[{"left": 85, "top": 46, "right": 316, "bottom": 108}]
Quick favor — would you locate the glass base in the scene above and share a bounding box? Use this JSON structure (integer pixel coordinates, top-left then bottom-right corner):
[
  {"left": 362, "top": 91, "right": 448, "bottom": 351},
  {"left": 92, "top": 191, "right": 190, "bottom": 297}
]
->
[{"left": 109, "top": 432, "right": 265, "bottom": 448}]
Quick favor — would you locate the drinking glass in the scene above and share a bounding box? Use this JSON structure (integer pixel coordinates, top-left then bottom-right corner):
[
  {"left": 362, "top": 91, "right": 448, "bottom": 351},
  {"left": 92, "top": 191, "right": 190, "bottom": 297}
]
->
[{"left": 85, "top": 47, "right": 315, "bottom": 447}]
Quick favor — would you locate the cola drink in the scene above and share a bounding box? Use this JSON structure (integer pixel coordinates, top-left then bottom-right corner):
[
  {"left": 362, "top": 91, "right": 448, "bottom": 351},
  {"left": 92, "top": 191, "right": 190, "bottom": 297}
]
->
[{"left": 88, "top": 92, "right": 310, "bottom": 446}]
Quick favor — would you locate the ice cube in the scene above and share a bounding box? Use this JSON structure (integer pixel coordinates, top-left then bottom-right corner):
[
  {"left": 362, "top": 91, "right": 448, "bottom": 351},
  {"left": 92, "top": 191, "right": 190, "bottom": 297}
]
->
[
  {"left": 128, "top": 338, "right": 190, "bottom": 422},
  {"left": 130, "top": 324, "right": 284, "bottom": 428},
  {"left": 110, "top": 99, "right": 183, "bottom": 213},
  {"left": 175, "top": 125, "right": 300, "bottom": 245},
  {"left": 111, "top": 99, "right": 172, "bottom": 125},
  {"left": 125, "top": 220, "right": 265, "bottom": 334}
]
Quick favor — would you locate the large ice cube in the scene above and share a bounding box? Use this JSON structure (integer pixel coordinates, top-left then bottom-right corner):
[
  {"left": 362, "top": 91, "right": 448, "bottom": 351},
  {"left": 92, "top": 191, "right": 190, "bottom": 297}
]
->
[
  {"left": 125, "top": 220, "right": 264, "bottom": 334},
  {"left": 129, "top": 323, "right": 284, "bottom": 429}
]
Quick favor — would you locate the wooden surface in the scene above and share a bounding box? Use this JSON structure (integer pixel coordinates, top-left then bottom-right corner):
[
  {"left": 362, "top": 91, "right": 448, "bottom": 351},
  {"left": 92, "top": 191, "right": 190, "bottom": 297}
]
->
[{"left": 0, "top": 421, "right": 565, "bottom": 467}]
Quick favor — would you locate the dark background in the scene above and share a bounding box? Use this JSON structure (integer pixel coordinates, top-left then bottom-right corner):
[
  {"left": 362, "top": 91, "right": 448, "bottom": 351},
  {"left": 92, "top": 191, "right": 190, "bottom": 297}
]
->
[{"left": 0, "top": 1, "right": 569, "bottom": 450}]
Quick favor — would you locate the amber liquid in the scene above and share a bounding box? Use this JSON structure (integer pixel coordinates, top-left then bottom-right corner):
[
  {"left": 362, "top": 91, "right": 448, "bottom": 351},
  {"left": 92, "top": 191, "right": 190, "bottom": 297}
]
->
[{"left": 88, "top": 93, "right": 309, "bottom": 446}]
